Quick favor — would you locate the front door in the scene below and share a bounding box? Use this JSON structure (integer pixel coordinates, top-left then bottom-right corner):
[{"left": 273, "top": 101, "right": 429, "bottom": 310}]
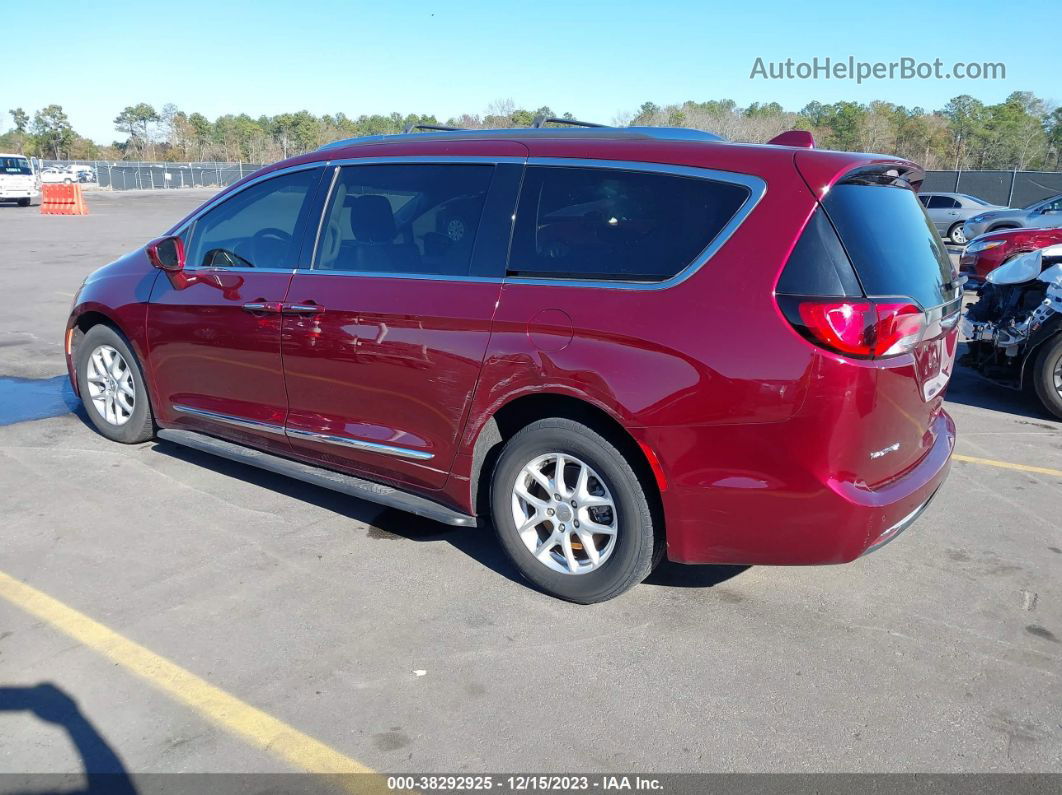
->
[
  {"left": 148, "top": 167, "right": 323, "bottom": 446},
  {"left": 281, "top": 160, "right": 522, "bottom": 490}
]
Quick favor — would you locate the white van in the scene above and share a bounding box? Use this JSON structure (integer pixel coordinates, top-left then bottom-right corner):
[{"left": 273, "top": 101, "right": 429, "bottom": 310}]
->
[{"left": 0, "top": 153, "right": 40, "bottom": 206}]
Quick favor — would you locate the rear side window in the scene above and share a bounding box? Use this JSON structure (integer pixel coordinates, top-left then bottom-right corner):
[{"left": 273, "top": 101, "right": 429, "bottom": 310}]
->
[
  {"left": 775, "top": 208, "right": 861, "bottom": 297},
  {"left": 823, "top": 184, "right": 954, "bottom": 309},
  {"left": 314, "top": 163, "right": 493, "bottom": 276},
  {"left": 507, "top": 166, "right": 749, "bottom": 282},
  {"left": 926, "top": 195, "right": 959, "bottom": 209}
]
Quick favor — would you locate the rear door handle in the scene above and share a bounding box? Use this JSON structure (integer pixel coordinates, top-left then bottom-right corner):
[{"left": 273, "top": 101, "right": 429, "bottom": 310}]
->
[
  {"left": 282, "top": 302, "right": 325, "bottom": 315},
  {"left": 242, "top": 301, "right": 282, "bottom": 314}
]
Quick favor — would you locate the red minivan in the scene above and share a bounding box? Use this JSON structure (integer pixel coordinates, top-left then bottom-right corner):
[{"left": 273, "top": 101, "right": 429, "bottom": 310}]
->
[{"left": 66, "top": 124, "right": 959, "bottom": 602}]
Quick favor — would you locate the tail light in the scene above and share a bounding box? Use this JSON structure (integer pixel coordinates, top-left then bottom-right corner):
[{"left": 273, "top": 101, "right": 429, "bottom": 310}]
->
[{"left": 779, "top": 297, "right": 926, "bottom": 359}]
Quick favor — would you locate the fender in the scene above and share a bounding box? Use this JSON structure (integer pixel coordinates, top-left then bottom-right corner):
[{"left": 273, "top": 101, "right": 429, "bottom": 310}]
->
[
  {"left": 65, "top": 251, "right": 160, "bottom": 400},
  {"left": 1019, "top": 313, "right": 1062, "bottom": 389}
]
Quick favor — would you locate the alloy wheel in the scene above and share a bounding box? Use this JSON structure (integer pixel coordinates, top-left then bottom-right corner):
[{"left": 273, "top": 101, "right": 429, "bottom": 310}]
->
[
  {"left": 511, "top": 452, "right": 618, "bottom": 575},
  {"left": 85, "top": 344, "right": 135, "bottom": 426}
]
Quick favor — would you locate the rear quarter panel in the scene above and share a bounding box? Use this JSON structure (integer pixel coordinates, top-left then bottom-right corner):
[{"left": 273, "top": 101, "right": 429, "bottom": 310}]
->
[{"left": 458, "top": 144, "right": 824, "bottom": 472}]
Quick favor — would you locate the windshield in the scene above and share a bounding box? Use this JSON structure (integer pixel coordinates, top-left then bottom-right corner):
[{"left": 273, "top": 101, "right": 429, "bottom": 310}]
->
[
  {"left": 960, "top": 194, "right": 992, "bottom": 206},
  {"left": 1, "top": 156, "right": 32, "bottom": 176}
]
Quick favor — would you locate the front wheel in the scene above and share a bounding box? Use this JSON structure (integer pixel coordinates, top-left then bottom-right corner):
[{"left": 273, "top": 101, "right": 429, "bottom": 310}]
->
[
  {"left": 490, "top": 418, "right": 659, "bottom": 603},
  {"left": 948, "top": 222, "right": 967, "bottom": 245},
  {"left": 1032, "top": 335, "right": 1062, "bottom": 420},
  {"left": 77, "top": 325, "right": 155, "bottom": 443}
]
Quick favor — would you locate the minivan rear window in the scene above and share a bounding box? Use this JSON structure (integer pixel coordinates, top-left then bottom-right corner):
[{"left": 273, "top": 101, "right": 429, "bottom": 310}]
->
[
  {"left": 508, "top": 166, "right": 749, "bottom": 282},
  {"left": 822, "top": 184, "right": 954, "bottom": 309}
]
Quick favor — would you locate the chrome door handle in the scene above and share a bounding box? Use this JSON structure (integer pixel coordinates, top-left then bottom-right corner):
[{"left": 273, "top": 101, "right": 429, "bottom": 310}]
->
[
  {"left": 242, "top": 301, "right": 282, "bottom": 314},
  {"left": 282, "top": 303, "right": 325, "bottom": 315}
]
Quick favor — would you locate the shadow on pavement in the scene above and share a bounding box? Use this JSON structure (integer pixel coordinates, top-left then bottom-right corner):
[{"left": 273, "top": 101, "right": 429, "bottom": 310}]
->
[
  {"left": 643, "top": 562, "right": 750, "bottom": 589},
  {"left": 150, "top": 440, "right": 526, "bottom": 587},
  {"left": 945, "top": 362, "right": 1058, "bottom": 424},
  {"left": 0, "top": 683, "right": 137, "bottom": 794},
  {"left": 152, "top": 440, "right": 751, "bottom": 596}
]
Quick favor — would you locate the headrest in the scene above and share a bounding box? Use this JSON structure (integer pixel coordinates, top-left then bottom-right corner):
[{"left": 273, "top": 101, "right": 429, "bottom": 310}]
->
[{"left": 349, "top": 195, "right": 396, "bottom": 243}]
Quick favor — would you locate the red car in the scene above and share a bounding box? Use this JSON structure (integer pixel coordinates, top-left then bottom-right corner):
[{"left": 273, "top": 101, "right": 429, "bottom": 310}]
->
[
  {"left": 960, "top": 227, "right": 1062, "bottom": 283},
  {"left": 65, "top": 124, "right": 960, "bottom": 602}
]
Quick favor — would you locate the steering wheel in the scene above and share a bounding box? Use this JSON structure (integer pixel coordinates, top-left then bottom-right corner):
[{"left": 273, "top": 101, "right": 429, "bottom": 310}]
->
[
  {"left": 202, "top": 248, "right": 254, "bottom": 268},
  {"left": 250, "top": 227, "right": 294, "bottom": 268}
]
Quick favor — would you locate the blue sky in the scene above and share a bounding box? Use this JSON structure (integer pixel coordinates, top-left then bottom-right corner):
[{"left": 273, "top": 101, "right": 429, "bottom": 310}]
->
[{"left": 6, "top": 0, "right": 1057, "bottom": 142}]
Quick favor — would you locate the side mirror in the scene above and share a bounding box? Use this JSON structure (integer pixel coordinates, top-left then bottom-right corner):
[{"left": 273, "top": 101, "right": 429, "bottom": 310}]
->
[{"left": 147, "top": 236, "right": 185, "bottom": 271}]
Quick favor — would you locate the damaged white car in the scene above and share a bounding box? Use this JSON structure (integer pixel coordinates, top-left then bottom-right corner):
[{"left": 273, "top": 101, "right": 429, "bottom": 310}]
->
[{"left": 961, "top": 244, "right": 1062, "bottom": 418}]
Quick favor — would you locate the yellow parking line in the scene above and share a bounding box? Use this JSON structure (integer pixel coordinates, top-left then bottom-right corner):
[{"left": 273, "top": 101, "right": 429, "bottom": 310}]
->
[
  {"left": 953, "top": 453, "right": 1062, "bottom": 478},
  {"left": 0, "top": 570, "right": 375, "bottom": 777}
]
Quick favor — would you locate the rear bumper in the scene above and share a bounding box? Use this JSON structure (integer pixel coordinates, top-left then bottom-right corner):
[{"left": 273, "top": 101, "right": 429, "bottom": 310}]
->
[
  {"left": 860, "top": 486, "right": 939, "bottom": 556},
  {"left": 648, "top": 409, "right": 955, "bottom": 566}
]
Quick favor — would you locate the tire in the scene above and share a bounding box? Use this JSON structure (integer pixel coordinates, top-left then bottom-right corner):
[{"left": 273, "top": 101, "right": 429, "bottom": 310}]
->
[
  {"left": 77, "top": 325, "right": 155, "bottom": 443},
  {"left": 490, "top": 418, "right": 658, "bottom": 603},
  {"left": 948, "top": 223, "right": 967, "bottom": 245},
  {"left": 1031, "top": 335, "right": 1062, "bottom": 420}
]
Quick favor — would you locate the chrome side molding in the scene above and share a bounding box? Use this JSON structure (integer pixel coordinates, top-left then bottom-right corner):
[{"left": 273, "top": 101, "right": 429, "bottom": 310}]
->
[
  {"left": 171, "top": 404, "right": 434, "bottom": 461},
  {"left": 171, "top": 404, "right": 287, "bottom": 436},
  {"left": 284, "top": 427, "right": 434, "bottom": 460}
]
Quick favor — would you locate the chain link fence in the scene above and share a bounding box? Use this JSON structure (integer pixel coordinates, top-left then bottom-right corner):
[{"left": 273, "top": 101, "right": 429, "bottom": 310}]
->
[
  {"left": 922, "top": 170, "right": 1062, "bottom": 207},
  {"left": 42, "top": 160, "right": 265, "bottom": 190}
]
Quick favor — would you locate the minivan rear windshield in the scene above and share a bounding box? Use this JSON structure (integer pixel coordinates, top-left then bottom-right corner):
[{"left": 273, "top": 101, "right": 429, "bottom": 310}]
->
[
  {"left": 822, "top": 184, "right": 954, "bottom": 309},
  {"left": 1, "top": 157, "right": 32, "bottom": 175}
]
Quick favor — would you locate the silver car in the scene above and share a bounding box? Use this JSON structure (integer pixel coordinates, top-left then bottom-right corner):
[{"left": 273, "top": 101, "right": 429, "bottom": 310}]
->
[
  {"left": 917, "top": 192, "right": 1005, "bottom": 245},
  {"left": 962, "top": 193, "right": 1062, "bottom": 241}
]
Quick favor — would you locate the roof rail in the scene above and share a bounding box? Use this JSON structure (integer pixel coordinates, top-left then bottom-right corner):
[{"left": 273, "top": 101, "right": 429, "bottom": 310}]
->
[
  {"left": 530, "top": 115, "right": 607, "bottom": 129},
  {"left": 402, "top": 123, "right": 465, "bottom": 134},
  {"left": 317, "top": 126, "right": 727, "bottom": 152}
]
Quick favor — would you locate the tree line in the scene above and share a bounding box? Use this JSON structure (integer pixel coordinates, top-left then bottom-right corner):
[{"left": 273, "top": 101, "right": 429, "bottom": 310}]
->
[{"left": 3, "top": 93, "right": 1060, "bottom": 171}]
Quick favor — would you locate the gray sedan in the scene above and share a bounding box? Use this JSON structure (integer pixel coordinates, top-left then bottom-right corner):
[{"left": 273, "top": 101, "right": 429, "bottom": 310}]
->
[
  {"left": 917, "top": 192, "right": 1005, "bottom": 244},
  {"left": 962, "top": 193, "right": 1062, "bottom": 241}
]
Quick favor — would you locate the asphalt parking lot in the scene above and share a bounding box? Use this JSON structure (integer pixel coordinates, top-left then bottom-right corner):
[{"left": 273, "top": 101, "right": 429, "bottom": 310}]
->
[{"left": 1, "top": 191, "right": 1060, "bottom": 779}]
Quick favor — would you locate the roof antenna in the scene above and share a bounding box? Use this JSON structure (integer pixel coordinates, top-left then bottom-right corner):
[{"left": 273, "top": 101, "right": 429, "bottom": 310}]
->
[
  {"left": 530, "top": 115, "right": 607, "bottom": 129},
  {"left": 402, "top": 123, "right": 465, "bottom": 134}
]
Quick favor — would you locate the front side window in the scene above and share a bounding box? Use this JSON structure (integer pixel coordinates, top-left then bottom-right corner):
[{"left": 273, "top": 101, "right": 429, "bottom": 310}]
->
[
  {"left": 184, "top": 169, "right": 319, "bottom": 268},
  {"left": 507, "top": 166, "right": 750, "bottom": 282},
  {"left": 314, "top": 163, "right": 494, "bottom": 276}
]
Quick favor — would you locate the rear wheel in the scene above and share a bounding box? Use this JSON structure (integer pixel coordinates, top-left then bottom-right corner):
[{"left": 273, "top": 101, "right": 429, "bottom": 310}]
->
[
  {"left": 490, "top": 418, "right": 658, "bottom": 603},
  {"left": 948, "top": 222, "right": 966, "bottom": 245},
  {"left": 77, "top": 325, "right": 155, "bottom": 443},
  {"left": 1031, "top": 335, "right": 1062, "bottom": 420}
]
